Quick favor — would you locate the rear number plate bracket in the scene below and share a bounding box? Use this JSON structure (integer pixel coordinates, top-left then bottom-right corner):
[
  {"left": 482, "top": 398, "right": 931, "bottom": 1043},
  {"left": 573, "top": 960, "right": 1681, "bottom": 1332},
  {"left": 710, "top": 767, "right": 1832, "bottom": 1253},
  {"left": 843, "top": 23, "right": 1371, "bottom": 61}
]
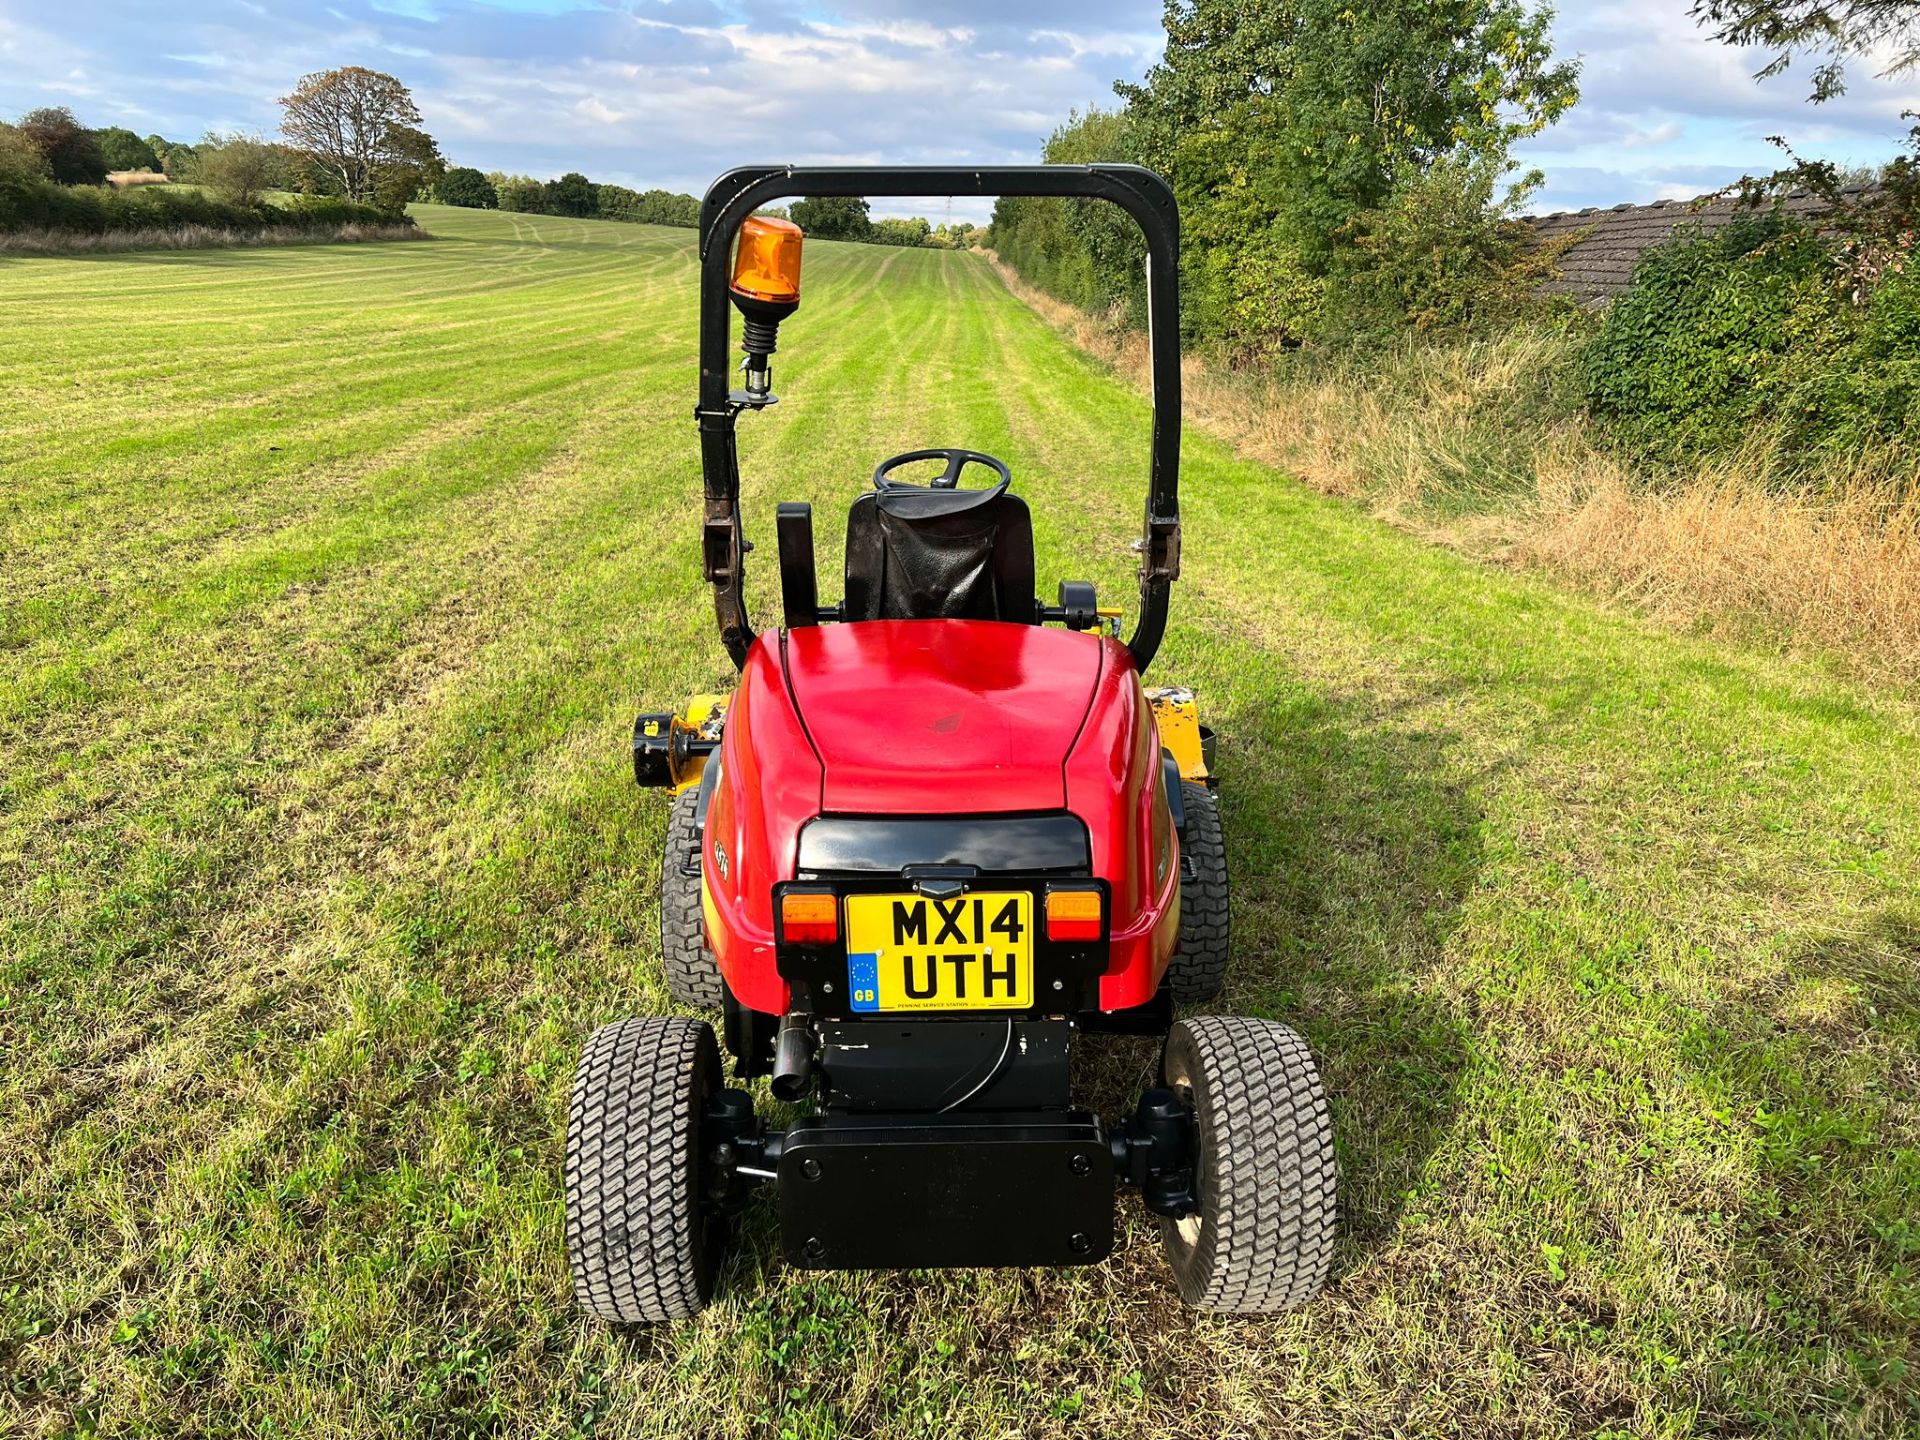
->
[{"left": 844, "top": 891, "right": 1033, "bottom": 1013}]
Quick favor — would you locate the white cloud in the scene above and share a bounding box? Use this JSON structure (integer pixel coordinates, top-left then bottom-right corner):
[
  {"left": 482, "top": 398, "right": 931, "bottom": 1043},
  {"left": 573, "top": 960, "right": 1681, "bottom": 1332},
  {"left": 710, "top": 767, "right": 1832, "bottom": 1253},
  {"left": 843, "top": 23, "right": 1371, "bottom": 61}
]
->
[
  {"left": 803, "top": 19, "right": 975, "bottom": 51},
  {"left": 1619, "top": 121, "right": 1683, "bottom": 150}
]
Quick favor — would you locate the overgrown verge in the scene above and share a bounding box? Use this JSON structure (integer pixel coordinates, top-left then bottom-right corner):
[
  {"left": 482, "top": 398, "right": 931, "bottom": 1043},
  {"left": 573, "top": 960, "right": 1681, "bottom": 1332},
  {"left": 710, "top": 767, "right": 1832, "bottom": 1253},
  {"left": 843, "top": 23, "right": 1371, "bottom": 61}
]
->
[{"left": 992, "top": 258, "right": 1920, "bottom": 688}]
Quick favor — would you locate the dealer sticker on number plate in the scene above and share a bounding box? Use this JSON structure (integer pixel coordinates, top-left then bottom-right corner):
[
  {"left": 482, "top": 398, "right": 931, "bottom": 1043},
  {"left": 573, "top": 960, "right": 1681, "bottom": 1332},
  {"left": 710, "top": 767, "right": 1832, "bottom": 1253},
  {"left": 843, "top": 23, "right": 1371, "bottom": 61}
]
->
[{"left": 843, "top": 891, "right": 1033, "bottom": 1012}]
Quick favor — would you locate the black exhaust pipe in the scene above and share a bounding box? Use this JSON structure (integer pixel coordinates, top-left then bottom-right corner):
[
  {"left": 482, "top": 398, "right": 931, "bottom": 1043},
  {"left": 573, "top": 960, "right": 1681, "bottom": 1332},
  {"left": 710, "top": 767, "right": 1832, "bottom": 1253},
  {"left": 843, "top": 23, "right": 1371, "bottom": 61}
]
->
[{"left": 770, "top": 1013, "right": 813, "bottom": 1102}]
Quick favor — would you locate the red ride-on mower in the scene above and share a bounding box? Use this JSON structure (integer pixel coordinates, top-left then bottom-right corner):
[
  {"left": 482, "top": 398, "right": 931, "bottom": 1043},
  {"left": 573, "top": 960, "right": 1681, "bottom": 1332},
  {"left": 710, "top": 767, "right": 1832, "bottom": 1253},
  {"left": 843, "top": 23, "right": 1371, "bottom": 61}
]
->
[{"left": 566, "top": 165, "right": 1337, "bottom": 1321}]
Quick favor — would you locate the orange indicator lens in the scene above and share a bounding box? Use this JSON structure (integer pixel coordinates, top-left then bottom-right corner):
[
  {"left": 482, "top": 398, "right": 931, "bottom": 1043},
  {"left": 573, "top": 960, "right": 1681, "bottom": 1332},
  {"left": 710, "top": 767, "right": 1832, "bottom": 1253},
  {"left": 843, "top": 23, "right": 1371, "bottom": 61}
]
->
[
  {"left": 781, "top": 891, "right": 839, "bottom": 945},
  {"left": 1045, "top": 889, "right": 1103, "bottom": 942},
  {"left": 731, "top": 215, "right": 804, "bottom": 304}
]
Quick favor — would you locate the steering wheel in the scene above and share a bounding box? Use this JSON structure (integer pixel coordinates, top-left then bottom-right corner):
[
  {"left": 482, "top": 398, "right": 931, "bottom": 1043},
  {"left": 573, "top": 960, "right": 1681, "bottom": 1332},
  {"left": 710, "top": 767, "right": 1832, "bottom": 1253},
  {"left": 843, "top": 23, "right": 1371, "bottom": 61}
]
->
[{"left": 872, "top": 448, "right": 1013, "bottom": 492}]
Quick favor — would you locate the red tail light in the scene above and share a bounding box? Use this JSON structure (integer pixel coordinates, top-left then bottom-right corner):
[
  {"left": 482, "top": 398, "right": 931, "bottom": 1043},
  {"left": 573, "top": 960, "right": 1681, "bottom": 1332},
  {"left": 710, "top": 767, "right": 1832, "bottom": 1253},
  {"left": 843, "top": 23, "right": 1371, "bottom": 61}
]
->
[
  {"left": 1045, "top": 888, "right": 1103, "bottom": 943},
  {"left": 781, "top": 891, "right": 839, "bottom": 945}
]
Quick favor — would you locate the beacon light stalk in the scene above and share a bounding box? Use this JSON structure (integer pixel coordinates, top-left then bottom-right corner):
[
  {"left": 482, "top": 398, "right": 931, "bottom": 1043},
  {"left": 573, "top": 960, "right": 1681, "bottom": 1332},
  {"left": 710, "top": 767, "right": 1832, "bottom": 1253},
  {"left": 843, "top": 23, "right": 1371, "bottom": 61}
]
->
[{"left": 729, "top": 215, "right": 804, "bottom": 403}]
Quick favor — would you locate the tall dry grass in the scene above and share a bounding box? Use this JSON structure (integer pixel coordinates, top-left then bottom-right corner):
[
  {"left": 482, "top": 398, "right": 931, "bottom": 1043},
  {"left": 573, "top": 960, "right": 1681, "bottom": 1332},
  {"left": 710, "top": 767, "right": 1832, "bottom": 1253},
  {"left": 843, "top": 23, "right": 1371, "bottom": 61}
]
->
[
  {"left": 989, "top": 255, "right": 1920, "bottom": 688},
  {"left": 0, "top": 222, "right": 429, "bottom": 256},
  {"left": 1527, "top": 463, "right": 1920, "bottom": 668}
]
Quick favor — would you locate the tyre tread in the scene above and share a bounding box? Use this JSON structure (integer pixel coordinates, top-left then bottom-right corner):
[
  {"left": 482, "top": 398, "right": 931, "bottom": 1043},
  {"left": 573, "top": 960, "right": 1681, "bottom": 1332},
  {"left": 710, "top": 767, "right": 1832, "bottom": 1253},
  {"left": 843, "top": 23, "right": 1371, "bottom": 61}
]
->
[
  {"left": 661, "top": 789, "right": 723, "bottom": 1008},
  {"left": 1161, "top": 1015, "right": 1338, "bottom": 1314},
  {"left": 1166, "top": 782, "right": 1230, "bottom": 1003},
  {"left": 565, "top": 1016, "right": 716, "bottom": 1323}
]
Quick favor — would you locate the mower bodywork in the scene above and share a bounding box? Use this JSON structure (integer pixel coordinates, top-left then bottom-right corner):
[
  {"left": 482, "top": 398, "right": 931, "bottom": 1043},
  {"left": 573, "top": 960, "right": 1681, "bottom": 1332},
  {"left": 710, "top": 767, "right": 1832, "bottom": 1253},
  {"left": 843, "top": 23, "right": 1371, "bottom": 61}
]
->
[
  {"left": 703, "top": 621, "right": 1181, "bottom": 1019},
  {"left": 566, "top": 165, "right": 1337, "bottom": 1321}
]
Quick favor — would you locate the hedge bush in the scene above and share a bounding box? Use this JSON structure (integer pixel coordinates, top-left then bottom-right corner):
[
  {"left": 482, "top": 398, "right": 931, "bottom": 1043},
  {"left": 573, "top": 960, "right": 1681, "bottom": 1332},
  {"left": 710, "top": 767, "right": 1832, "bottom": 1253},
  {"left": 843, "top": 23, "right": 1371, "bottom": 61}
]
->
[
  {"left": 0, "top": 178, "right": 408, "bottom": 236},
  {"left": 1582, "top": 214, "right": 1920, "bottom": 468}
]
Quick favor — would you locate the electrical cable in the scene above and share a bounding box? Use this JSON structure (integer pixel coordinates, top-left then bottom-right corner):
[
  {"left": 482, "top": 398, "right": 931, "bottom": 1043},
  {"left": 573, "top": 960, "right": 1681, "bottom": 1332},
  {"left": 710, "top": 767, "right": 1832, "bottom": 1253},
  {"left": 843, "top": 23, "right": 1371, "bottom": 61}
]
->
[{"left": 938, "top": 1017, "right": 1015, "bottom": 1113}]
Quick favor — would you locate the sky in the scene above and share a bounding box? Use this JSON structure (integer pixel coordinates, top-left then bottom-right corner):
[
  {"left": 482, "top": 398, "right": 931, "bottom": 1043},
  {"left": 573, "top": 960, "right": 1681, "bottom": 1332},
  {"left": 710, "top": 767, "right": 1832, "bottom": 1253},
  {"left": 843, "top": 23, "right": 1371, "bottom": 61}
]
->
[{"left": 1, "top": 0, "right": 1916, "bottom": 222}]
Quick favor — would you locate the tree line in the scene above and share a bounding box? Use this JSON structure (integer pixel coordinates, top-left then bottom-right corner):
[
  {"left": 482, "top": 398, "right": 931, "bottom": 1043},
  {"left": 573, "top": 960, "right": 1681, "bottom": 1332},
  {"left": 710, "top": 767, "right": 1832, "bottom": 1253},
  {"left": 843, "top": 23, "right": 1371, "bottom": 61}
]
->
[
  {"left": 434, "top": 168, "right": 978, "bottom": 248},
  {"left": 436, "top": 168, "right": 703, "bottom": 225}
]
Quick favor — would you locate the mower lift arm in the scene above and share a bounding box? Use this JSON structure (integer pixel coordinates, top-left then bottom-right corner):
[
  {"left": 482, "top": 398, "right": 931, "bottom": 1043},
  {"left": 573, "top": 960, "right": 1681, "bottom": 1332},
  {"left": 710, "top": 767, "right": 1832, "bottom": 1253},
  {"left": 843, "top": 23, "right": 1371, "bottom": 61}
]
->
[{"left": 695, "top": 164, "right": 1182, "bottom": 673}]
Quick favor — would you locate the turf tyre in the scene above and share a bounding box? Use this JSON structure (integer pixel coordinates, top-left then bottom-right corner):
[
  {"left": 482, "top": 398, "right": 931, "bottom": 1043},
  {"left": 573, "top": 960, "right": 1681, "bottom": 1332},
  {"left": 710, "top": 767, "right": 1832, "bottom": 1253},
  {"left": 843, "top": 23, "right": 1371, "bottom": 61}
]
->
[
  {"left": 1159, "top": 1015, "right": 1337, "bottom": 1314},
  {"left": 1165, "top": 782, "right": 1229, "bottom": 1003},
  {"left": 566, "top": 1016, "right": 722, "bottom": 1323},
  {"left": 662, "top": 788, "right": 723, "bottom": 1008}
]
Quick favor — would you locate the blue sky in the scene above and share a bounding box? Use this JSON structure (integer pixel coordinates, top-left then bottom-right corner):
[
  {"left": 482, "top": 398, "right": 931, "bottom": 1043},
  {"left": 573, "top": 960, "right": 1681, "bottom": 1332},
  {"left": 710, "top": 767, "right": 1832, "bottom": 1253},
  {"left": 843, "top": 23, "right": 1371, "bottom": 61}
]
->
[{"left": 2, "top": 0, "right": 1915, "bottom": 221}]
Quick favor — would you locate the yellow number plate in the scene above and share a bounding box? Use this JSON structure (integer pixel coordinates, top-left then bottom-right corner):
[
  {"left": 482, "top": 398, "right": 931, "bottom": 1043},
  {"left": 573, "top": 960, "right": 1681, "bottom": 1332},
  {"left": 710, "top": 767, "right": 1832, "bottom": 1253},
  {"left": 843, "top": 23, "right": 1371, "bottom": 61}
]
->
[{"left": 843, "top": 891, "right": 1033, "bottom": 1012}]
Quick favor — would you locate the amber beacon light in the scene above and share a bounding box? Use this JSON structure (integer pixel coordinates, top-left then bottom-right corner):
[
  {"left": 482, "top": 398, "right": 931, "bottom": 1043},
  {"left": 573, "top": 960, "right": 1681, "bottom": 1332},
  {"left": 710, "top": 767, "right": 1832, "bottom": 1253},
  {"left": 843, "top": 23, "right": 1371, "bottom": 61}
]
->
[{"left": 729, "top": 214, "right": 805, "bottom": 402}]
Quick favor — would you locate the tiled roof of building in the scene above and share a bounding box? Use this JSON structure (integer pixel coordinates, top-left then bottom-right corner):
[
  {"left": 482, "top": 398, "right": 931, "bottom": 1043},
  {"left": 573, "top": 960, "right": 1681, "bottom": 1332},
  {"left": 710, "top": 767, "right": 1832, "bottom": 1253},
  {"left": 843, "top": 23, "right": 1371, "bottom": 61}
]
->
[{"left": 1525, "top": 187, "right": 1869, "bottom": 305}]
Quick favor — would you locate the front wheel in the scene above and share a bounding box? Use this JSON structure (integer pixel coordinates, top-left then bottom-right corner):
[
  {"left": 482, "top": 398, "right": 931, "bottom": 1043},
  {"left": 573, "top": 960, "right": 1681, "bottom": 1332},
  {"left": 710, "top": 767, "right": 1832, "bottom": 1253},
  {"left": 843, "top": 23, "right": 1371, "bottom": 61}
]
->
[
  {"left": 566, "top": 1016, "right": 723, "bottom": 1322},
  {"left": 1159, "top": 1015, "right": 1337, "bottom": 1314}
]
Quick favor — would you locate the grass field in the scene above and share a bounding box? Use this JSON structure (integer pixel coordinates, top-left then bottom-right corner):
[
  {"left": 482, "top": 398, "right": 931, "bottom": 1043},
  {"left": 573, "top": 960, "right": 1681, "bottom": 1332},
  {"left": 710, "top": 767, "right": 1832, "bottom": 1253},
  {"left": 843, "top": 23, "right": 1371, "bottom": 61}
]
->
[{"left": 3, "top": 204, "right": 1917, "bottom": 1438}]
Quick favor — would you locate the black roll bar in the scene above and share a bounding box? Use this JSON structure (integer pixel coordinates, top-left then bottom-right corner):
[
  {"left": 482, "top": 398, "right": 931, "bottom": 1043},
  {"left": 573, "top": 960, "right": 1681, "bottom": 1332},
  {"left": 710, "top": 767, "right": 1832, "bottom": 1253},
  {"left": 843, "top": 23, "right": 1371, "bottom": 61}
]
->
[{"left": 694, "top": 164, "right": 1181, "bottom": 672}]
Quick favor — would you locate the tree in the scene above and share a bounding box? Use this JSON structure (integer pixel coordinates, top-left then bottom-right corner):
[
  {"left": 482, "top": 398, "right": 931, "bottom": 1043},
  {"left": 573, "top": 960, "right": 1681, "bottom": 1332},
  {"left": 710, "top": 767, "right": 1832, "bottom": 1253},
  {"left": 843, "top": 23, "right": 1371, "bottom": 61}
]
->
[
  {"left": 871, "top": 215, "right": 933, "bottom": 247},
  {"left": 990, "top": 108, "right": 1147, "bottom": 316},
  {"left": 371, "top": 124, "right": 443, "bottom": 211},
  {"left": 0, "top": 122, "right": 50, "bottom": 182},
  {"left": 439, "top": 166, "right": 497, "bottom": 208},
  {"left": 634, "top": 188, "right": 700, "bottom": 226},
  {"left": 790, "top": 194, "right": 871, "bottom": 240},
  {"left": 1691, "top": 0, "right": 1920, "bottom": 101},
  {"left": 595, "top": 187, "right": 701, "bottom": 225},
  {"left": 930, "top": 221, "right": 978, "bottom": 249},
  {"left": 18, "top": 107, "right": 107, "bottom": 185},
  {"left": 196, "top": 132, "right": 280, "bottom": 206},
  {"left": 596, "top": 183, "right": 640, "bottom": 220},
  {"left": 1114, "top": 0, "right": 1578, "bottom": 347},
  {"left": 95, "top": 126, "right": 160, "bottom": 172},
  {"left": 148, "top": 137, "right": 199, "bottom": 180},
  {"left": 491, "top": 173, "right": 545, "bottom": 213},
  {"left": 278, "top": 66, "right": 432, "bottom": 205},
  {"left": 543, "top": 171, "right": 599, "bottom": 217}
]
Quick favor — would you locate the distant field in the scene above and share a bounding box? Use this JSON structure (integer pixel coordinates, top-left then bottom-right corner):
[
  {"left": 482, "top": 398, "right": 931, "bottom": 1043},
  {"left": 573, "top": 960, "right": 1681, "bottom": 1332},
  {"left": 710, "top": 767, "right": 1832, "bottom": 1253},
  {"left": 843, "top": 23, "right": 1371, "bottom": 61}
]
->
[{"left": 2, "top": 203, "right": 1917, "bottom": 1438}]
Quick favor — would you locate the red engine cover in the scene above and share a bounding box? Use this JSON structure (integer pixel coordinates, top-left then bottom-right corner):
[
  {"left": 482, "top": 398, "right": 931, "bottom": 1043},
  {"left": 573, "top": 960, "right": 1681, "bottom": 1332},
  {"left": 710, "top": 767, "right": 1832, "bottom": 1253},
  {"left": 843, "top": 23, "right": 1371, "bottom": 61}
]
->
[
  {"left": 786, "top": 620, "right": 1103, "bottom": 813},
  {"left": 701, "top": 620, "right": 1180, "bottom": 1014}
]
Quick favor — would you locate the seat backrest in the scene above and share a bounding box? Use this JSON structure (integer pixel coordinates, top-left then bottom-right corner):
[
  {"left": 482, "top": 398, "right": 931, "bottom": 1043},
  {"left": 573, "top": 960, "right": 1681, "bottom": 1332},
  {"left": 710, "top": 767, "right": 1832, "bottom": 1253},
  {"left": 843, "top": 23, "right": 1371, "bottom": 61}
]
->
[{"left": 842, "top": 487, "right": 1038, "bottom": 624}]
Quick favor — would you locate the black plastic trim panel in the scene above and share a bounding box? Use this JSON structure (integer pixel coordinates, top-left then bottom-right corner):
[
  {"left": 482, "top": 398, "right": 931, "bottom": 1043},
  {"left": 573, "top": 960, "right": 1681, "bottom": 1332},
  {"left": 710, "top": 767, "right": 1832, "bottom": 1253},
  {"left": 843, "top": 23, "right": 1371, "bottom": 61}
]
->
[{"left": 796, "top": 813, "right": 1090, "bottom": 876}]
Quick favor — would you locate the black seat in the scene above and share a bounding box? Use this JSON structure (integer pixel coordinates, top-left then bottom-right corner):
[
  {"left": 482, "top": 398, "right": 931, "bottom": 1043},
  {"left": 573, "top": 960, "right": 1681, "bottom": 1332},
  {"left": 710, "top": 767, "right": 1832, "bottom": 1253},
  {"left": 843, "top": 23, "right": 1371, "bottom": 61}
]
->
[{"left": 842, "top": 486, "right": 1038, "bottom": 624}]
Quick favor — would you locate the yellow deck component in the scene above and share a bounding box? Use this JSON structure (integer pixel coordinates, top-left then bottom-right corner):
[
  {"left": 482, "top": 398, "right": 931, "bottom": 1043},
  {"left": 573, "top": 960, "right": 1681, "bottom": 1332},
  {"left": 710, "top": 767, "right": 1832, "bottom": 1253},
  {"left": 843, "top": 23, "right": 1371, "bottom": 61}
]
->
[
  {"left": 671, "top": 693, "right": 730, "bottom": 793},
  {"left": 1144, "top": 685, "right": 1209, "bottom": 782}
]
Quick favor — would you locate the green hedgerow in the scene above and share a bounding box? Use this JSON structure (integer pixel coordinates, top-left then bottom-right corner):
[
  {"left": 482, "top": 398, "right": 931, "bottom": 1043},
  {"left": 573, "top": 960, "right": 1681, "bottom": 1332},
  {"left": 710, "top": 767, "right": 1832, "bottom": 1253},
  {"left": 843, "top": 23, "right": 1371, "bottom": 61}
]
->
[
  {"left": 0, "top": 177, "right": 409, "bottom": 236},
  {"left": 1582, "top": 213, "right": 1920, "bottom": 471}
]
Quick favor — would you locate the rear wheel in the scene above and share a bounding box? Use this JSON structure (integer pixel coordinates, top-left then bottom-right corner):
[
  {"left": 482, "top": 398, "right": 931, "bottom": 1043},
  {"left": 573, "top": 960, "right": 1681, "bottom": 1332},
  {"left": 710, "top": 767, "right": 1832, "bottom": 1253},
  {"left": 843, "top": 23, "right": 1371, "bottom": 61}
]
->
[
  {"left": 661, "top": 789, "right": 723, "bottom": 1008},
  {"left": 566, "top": 1017, "right": 723, "bottom": 1323},
  {"left": 1159, "top": 1015, "right": 1337, "bottom": 1314},
  {"left": 1165, "top": 782, "right": 1229, "bottom": 1003}
]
